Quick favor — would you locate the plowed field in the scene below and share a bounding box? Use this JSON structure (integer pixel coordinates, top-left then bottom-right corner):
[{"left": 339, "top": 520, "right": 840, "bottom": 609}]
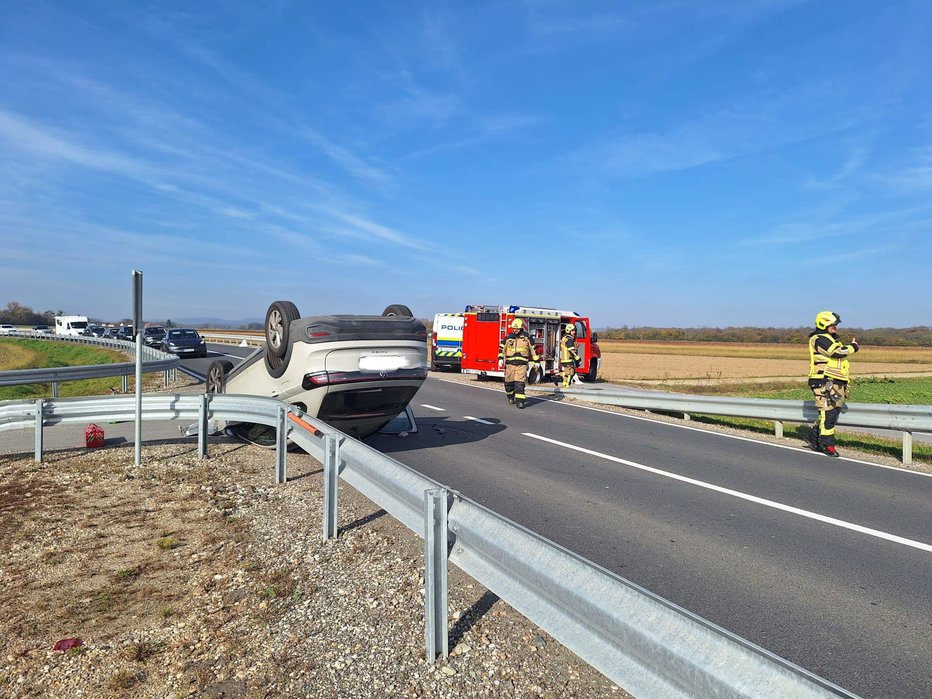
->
[{"left": 596, "top": 342, "right": 932, "bottom": 384}]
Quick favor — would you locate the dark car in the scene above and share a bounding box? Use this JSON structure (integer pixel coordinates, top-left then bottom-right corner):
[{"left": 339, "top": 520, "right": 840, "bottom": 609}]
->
[
  {"left": 143, "top": 326, "right": 166, "bottom": 347},
  {"left": 110, "top": 327, "right": 135, "bottom": 341},
  {"left": 32, "top": 324, "right": 52, "bottom": 334},
  {"left": 161, "top": 328, "right": 207, "bottom": 358},
  {"left": 83, "top": 325, "right": 106, "bottom": 337}
]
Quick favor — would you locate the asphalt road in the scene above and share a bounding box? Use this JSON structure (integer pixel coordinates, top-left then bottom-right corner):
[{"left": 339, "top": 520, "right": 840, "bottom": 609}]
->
[
  {"left": 365, "top": 376, "right": 931, "bottom": 699},
  {"left": 6, "top": 346, "right": 928, "bottom": 696}
]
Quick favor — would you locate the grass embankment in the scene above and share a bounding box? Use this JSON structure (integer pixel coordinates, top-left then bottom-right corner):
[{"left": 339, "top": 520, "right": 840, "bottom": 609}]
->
[
  {"left": 0, "top": 338, "right": 146, "bottom": 401},
  {"left": 680, "top": 376, "right": 932, "bottom": 464}
]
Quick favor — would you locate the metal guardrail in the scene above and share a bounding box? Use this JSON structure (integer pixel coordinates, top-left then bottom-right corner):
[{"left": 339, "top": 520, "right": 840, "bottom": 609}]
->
[
  {"left": 0, "top": 331, "right": 180, "bottom": 395},
  {"left": 0, "top": 392, "right": 857, "bottom": 698},
  {"left": 198, "top": 330, "right": 264, "bottom": 346},
  {"left": 530, "top": 384, "right": 932, "bottom": 464}
]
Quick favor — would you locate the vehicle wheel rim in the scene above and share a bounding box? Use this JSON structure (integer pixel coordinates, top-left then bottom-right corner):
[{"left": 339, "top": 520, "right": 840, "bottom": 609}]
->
[
  {"left": 207, "top": 366, "right": 222, "bottom": 393},
  {"left": 267, "top": 310, "right": 283, "bottom": 350}
]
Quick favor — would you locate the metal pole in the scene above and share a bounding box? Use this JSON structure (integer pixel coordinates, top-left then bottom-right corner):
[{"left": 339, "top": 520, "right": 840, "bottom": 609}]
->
[
  {"left": 424, "top": 488, "right": 449, "bottom": 661},
  {"left": 133, "top": 270, "right": 143, "bottom": 466},
  {"left": 323, "top": 433, "right": 340, "bottom": 540},
  {"left": 903, "top": 432, "right": 913, "bottom": 466},
  {"left": 52, "top": 382, "right": 59, "bottom": 398},
  {"left": 275, "top": 405, "right": 288, "bottom": 484},
  {"left": 34, "top": 398, "right": 44, "bottom": 463},
  {"left": 198, "top": 393, "right": 209, "bottom": 459}
]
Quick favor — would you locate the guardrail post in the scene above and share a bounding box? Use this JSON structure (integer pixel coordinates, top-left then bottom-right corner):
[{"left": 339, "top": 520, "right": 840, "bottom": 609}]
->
[
  {"left": 275, "top": 405, "right": 288, "bottom": 484},
  {"left": 52, "top": 382, "right": 59, "bottom": 399},
  {"left": 902, "top": 432, "right": 913, "bottom": 465},
  {"left": 34, "top": 399, "right": 44, "bottom": 463},
  {"left": 682, "top": 412, "right": 690, "bottom": 421},
  {"left": 774, "top": 420, "right": 783, "bottom": 438},
  {"left": 198, "top": 393, "right": 210, "bottom": 459},
  {"left": 163, "top": 369, "right": 169, "bottom": 388},
  {"left": 322, "top": 433, "right": 340, "bottom": 541},
  {"left": 122, "top": 374, "right": 128, "bottom": 393},
  {"left": 424, "top": 488, "right": 449, "bottom": 661}
]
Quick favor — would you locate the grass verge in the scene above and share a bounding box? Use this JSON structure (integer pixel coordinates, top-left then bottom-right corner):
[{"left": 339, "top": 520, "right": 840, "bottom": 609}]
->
[
  {"left": 672, "top": 376, "right": 932, "bottom": 464},
  {"left": 0, "top": 338, "right": 150, "bottom": 400}
]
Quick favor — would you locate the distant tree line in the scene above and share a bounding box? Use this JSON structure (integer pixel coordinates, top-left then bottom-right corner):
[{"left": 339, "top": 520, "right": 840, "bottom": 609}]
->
[
  {"left": 0, "top": 301, "right": 62, "bottom": 325},
  {"left": 600, "top": 326, "right": 932, "bottom": 347}
]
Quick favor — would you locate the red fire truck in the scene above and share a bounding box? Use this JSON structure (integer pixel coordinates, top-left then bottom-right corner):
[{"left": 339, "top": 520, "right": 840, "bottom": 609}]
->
[{"left": 460, "top": 305, "right": 601, "bottom": 384}]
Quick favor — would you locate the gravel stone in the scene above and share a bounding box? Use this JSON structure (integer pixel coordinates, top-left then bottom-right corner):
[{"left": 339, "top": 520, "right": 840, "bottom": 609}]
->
[{"left": 0, "top": 435, "right": 629, "bottom": 698}]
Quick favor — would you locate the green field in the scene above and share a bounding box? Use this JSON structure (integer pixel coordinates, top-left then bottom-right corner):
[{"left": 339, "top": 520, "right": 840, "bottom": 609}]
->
[
  {"left": 0, "top": 338, "right": 133, "bottom": 400},
  {"left": 682, "top": 376, "right": 932, "bottom": 464}
]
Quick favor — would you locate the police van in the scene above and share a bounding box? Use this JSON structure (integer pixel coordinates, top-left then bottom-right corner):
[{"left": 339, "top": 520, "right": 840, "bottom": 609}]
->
[{"left": 430, "top": 312, "right": 465, "bottom": 371}]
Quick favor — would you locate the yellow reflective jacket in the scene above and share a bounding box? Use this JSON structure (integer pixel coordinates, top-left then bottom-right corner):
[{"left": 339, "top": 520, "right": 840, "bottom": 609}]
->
[
  {"left": 499, "top": 331, "right": 539, "bottom": 365},
  {"left": 560, "top": 334, "right": 581, "bottom": 366},
  {"left": 808, "top": 331, "right": 858, "bottom": 382}
]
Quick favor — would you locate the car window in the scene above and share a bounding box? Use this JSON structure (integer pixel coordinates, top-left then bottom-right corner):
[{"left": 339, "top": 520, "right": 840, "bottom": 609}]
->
[{"left": 169, "top": 329, "right": 199, "bottom": 339}]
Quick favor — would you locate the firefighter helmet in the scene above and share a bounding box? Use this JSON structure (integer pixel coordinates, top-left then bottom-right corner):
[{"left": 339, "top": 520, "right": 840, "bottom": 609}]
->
[
  {"left": 510, "top": 318, "right": 524, "bottom": 330},
  {"left": 815, "top": 311, "right": 841, "bottom": 330},
  {"left": 564, "top": 323, "right": 575, "bottom": 334}
]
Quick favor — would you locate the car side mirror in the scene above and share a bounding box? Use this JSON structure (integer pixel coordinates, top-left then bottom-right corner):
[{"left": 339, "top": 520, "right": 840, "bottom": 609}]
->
[{"left": 591, "top": 332, "right": 599, "bottom": 343}]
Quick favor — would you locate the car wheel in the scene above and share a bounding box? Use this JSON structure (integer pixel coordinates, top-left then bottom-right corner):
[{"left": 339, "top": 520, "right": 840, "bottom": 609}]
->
[
  {"left": 527, "top": 366, "right": 540, "bottom": 385},
  {"left": 265, "top": 301, "right": 301, "bottom": 359},
  {"left": 382, "top": 304, "right": 413, "bottom": 317},
  {"left": 583, "top": 358, "right": 598, "bottom": 382},
  {"left": 206, "top": 360, "right": 234, "bottom": 394},
  {"left": 264, "top": 346, "right": 289, "bottom": 379}
]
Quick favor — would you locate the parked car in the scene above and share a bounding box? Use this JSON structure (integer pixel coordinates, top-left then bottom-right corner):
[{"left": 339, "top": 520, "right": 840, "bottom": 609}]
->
[
  {"left": 205, "top": 301, "right": 427, "bottom": 440},
  {"left": 32, "top": 324, "right": 52, "bottom": 334},
  {"left": 143, "top": 326, "right": 166, "bottom": 347},
  {"left": 0, "top": 323, "right": 16, "bottom": 334},
  {"left": 161, "top": 328, "right": 208, "bottom": 358},
  {"left": 83, "top": 325, "right": 106, "bottom": 337}
]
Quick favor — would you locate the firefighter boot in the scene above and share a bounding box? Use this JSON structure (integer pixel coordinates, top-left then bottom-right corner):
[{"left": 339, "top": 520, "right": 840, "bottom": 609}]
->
[
  {"left": 508, "top": 396, "right": 515, "bottom": 404},
  {"left": 805, "top": 426, "right": 820, "bottom": 451},
  {"left": 516, "top": 400, "right": 526, "bottom": 409},
  {"left": 821, "top": 444, "right": 840, "bottom": 457}
]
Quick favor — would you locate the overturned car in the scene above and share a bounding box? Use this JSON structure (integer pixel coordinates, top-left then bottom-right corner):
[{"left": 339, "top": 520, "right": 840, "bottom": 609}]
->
[{"left": 206, "top": 301, "right": 427, "bottom": 440}]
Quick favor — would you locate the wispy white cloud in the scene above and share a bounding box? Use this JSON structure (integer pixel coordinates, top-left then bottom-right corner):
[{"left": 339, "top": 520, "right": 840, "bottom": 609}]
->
[
  {"left": 804, "top": 144, "right": 869, "bottom": 190},
  {"left": 301, "top": 128, "right": 394, "bottom": 188},
  {"left": 0, "top": 108, "right": 157, "bottom": 180},
  {"left": 879, "top": 145, "right": 932, "bottom": 192},
  {"left": 572, "top": 81, "right": 864, "bottom": 178}
]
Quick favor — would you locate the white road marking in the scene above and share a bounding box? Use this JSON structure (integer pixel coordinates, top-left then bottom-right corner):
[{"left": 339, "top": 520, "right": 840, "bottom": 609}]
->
[
  {"left": 464, "top": 416, "right": 494, "bottom": 425},
  {"left": 432, "top": 376, "right": 932, "bottom": 478},
  {"left": 421, "top": 404, "right": 446, "bottom": 411},
  {"left": 524, "top": 432, "right": 932, "bottom": 553}
]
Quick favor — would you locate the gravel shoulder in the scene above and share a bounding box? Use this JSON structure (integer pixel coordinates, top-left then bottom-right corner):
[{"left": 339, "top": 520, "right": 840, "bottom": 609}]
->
[{"left": 0, "top": 380, "right": 629, "bottom": 698}]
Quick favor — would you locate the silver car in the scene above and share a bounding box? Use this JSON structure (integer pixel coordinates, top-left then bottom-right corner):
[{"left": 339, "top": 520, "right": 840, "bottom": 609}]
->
[{"left": 206, "top": 301, "right": 427, "bottom": 440}]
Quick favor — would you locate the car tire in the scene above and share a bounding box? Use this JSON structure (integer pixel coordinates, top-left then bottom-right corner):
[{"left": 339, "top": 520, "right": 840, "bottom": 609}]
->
[
  {"left": 264, "top": 344, "right": 291, "bottom": 379},
  {"left": 583, "top": 358, "right": 598, "bottom": 382},
  {"left": 265, "top": 301, "right": 301, "bottom": 359},
  {"left": 527, "top": 366, "right": 541, "bottom": 385},
  {"left": 206, "top": 360, "right": 234, "bottom": 394},
  {"left": 382, "top": 304, "right": 413, "bottom": 317}
]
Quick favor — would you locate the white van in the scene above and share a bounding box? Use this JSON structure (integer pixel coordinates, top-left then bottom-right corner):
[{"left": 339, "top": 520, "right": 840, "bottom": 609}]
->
[
  {"left": 54, "top": 315, "right": 89, "bottom": 336},
  {"left": 430, "top": 312, "right": 465, "bottom": 371}
]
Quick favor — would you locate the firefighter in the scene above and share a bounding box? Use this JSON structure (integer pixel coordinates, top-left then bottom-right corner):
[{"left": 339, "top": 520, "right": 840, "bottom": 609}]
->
[
  {"left": 499, "top": 318, "right": 540, "bottom": 408},
  {"left": 559, "top": 323, "right": 581, "bottom": 388},
  {"left": 806, "top": 311, "right": 859, "bottom": 457}
]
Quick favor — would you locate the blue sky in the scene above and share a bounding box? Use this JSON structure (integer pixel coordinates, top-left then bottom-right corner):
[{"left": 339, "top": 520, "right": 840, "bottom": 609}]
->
[{"left": 1, "top": 1, "right": 930, "bottom": 328}]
